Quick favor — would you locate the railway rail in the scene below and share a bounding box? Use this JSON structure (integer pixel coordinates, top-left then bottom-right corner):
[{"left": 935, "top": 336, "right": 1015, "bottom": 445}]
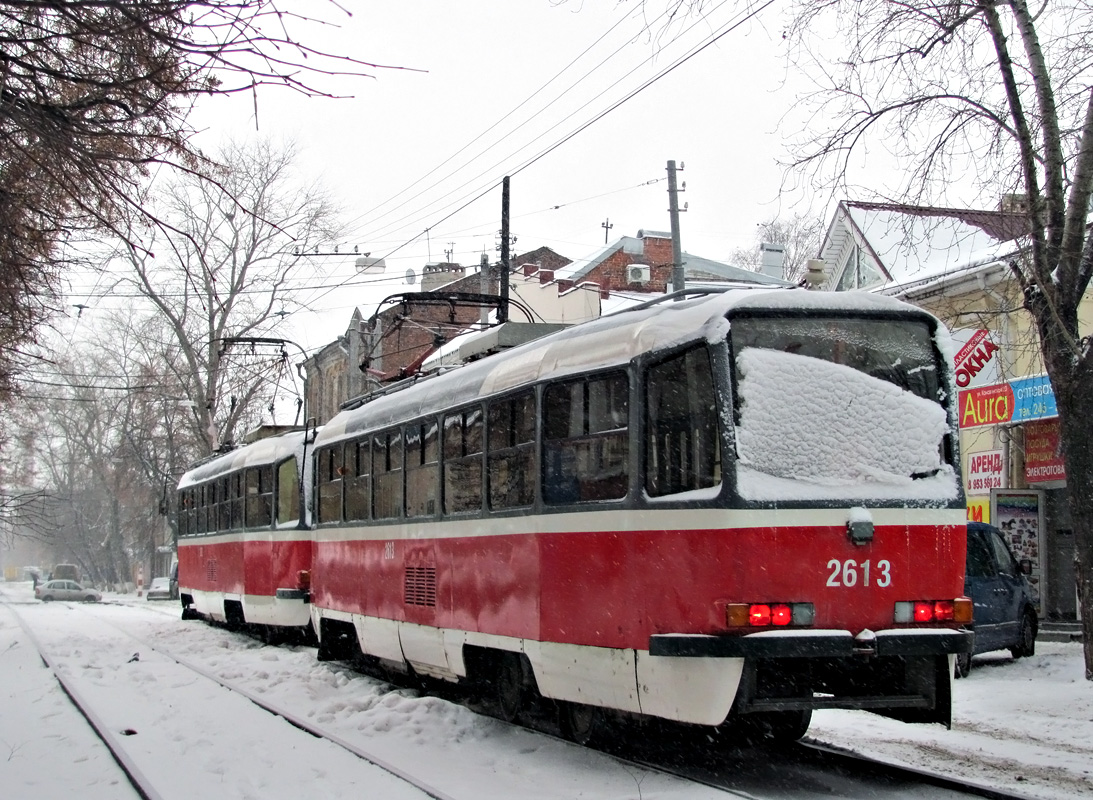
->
[{"left": 1, "top": 590, "right": 1045, "bottom": 800}]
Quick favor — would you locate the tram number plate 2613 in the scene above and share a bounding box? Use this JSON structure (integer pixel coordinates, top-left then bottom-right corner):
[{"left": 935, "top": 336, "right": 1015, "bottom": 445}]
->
[{"left": 826, "top": 559, "right": 892, "bottom": 588}]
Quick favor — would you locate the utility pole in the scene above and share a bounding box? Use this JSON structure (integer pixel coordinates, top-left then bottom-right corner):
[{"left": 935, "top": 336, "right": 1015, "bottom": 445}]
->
[
  {"left": 667, "top": 160, "right": 685, "bottom": 296},
  {"left": 480, "top": 252, "right": 491, "bottom": 325},
  {"left": 601, "top": 218, "right": 613, "bottom": 244},
  {"left": 499, "top": 176, "right": 511, "bottom": 323}
]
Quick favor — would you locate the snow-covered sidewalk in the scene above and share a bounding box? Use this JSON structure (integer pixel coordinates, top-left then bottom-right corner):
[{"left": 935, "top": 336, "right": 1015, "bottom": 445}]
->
[{"left": 3, "top": 581, "right": 1092, "bottom": 799}]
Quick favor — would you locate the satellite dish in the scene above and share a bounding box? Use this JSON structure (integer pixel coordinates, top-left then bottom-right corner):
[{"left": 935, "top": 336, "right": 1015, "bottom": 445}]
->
[{"left": 405, "top": 268, "right": 417, "bottom": 285}]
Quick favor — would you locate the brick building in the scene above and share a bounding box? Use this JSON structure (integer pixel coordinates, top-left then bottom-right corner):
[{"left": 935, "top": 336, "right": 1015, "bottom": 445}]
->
[
  {"left": 304, "top": 248, "right": 574, "bottom": 424},
  {"left": 562, "top": 229, "right": 789, "bottom": 292}
]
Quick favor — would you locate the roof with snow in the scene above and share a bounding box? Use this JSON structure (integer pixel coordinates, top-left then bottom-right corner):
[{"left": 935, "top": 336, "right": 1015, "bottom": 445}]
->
[
  {"left": 561, "top": 232, "right": 790, "bottom": 287},
  {"left": 821, "top": 201, "right": 1029, "bottom": 292}
]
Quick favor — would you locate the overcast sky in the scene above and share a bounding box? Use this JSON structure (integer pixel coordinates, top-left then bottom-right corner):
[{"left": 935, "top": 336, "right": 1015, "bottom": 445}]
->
[{"left": 176, "top": 0, "right": 827, "bottom": 349}]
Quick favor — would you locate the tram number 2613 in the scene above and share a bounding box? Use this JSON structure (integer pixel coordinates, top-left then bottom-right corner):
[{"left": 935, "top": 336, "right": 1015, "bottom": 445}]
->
[{"left": 826, "top": 558, "right": 891, "bottom": 588}]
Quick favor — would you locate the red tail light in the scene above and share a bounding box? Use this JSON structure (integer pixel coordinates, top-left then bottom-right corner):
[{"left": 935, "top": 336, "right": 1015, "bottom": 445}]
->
[
  {"left": 896, "top": 599, "right": 964, "bottom": 623},
  {"left": 771, "top": 604, "right": 793, "bottom": 626},
  {"left": 750, "top": 604, "right": 771, "bottom": 626},
  {"left": 726, "top": 602, "right": 815, "bottom": 628}
]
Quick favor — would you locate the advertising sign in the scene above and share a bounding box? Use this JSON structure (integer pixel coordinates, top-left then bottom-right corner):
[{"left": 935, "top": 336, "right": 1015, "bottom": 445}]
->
[
  {"left": 992, "top": 489, "right": 1043, "bottom": 608},
  {"left": 958, "top": 374, "right": 1057, "bottom": 428},
  {"left": 952, "top": 329, "right": 1001, "bottom": 388},
  {"left": 1025, "top": 418, "right": 1066, "bottom": 483},
  {"left": 966, "top": 497, "right": 990, "bottom": 523},
  {"left": 965, "top": 449, "right": 1004, "bottom": 495},
  {"left": 959, "top": 382, "right": 1013, "bottom": 428},
  {"left": 1009, "top": 374, "right": 1057, "bottom": 422}
]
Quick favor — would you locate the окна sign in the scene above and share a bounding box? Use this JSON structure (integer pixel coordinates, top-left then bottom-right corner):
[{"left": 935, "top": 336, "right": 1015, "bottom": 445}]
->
[{"left": 953, "top": 329, "right": 1001, "bottom": 388}]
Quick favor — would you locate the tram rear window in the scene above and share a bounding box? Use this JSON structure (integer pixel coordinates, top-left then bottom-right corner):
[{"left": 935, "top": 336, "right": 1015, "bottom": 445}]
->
[
  {"left": 730, "top": 315, "right": 941, "bottom": 403},
  {"left": 728, "top": 313, "right": 957, "bottom": 503}
]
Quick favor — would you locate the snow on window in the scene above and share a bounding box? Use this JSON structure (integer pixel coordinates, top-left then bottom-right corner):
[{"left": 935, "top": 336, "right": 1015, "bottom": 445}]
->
[{"left": 734, "top": 348, "right": 956, "bottom": 501}]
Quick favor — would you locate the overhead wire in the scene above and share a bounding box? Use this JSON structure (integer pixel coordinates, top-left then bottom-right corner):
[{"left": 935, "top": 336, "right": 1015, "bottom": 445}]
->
[
  {"left": 346, "top": 0, "right": 739, "bottom": 251},
  {"left": 300, "top": 1, "right": 767, "bottom": 312}
]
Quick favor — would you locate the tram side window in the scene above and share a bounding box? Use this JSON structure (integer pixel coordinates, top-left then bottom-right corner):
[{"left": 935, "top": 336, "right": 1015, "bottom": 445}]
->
[
  {"left": 245, "top": 465, "right": 274, "bottom": 527},
  {"left": 645, "top": 346, "right": 721, "bottom": 497},
  {"left": 197, "top": 484, "right": 209, "bottom": 533},
  {"left": 487, "top": 391, "right": 536, "bottom": 509},
  {"left": 344, "top": 438, "right": 371, "bottom": 522},
  {"left": 218, "top": 476, "right": 231, "bottom": 531},
  {"left": 373, "top": 430, "right": 404, "bottom": 519},
  {"left": 444, "top": 407, "right": 483, "bottom": 514},
  {"left": 230, "top": 472, "right": 244, "bottom": 528},
  {"left": 543, "top": 372, "right": 629, "bottom": 504},
  {"left": 406, "top": 420, "right": 439, "bottom": 517},
  {"left": 179, "top": 490, "right": 193, "bottom": 536},
  {"left": 316, "top": 445, "right": 344, "bottom": 524},
  {"left": 277, "top": 458, "right": 300, "bottom": 525}
]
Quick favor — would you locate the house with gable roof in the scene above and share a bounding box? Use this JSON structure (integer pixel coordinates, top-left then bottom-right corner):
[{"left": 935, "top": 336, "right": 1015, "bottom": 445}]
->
[
  {"left": 561, "top": 229, "right": 790, "bottom": 292},
  {"left": 818, "top": 199, "right": 1091, "bottom": 623}
]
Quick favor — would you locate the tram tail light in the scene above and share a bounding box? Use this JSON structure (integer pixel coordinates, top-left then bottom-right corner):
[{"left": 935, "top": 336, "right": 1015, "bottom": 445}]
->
[
  {"left": 894, "top": 598, "right": 972, "bottom": 624},
  {"left": 297, "top": 570, "right": 311, "bottom": 591},
  {"left": 726, "top": 602, "right": 814, "bottom": 628}
]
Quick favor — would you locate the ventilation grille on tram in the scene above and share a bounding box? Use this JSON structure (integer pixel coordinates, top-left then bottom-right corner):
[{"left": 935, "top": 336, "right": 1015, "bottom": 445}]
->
[{"left": 404, "top": 566, "right": 437, "bottom": 607}]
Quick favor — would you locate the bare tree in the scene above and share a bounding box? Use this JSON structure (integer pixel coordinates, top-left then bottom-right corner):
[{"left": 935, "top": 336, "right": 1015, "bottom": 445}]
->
[
  {"left": 647, "top": 0, "right": 1093, "bottom": 676},
  {"left": 729, "top": 214, "right": 825, "bottom": 281},
  {"left": 0, "top": 1, "right": 404, "bottom": 407},
  {"left": 119, "top": 138, "right": 339, "bottom": 453}
]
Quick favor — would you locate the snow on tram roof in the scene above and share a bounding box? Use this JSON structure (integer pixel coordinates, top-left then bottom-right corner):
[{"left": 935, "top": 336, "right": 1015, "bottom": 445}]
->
[
  {"left": 316, "top": 287, "right": 928, "bottom": 448},
  {"left": 178, "top": 429, "right": 307, "bottom": 489}
]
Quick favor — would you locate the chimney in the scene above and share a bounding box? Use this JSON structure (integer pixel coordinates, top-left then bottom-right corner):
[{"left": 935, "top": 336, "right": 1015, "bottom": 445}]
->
[{"left": 759, "top": 242, "right": 785, "bottom": 279}]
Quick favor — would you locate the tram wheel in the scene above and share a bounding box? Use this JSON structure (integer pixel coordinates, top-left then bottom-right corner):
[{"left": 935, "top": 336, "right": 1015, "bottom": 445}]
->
[
  {"left": 495, "top": 652, "right": 527, "bottom": 723},
  {"left": 747, "top": 709, "right": 812, "bottom": 743},
  {"left": 558, "top": 701, "right": 608, "bottom": 746}
]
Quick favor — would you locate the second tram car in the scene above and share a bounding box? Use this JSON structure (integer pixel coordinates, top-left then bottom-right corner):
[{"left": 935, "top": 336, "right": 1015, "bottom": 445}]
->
[
  {"left": 299, "top": 287, "right": 971, "bottom": 742},
  {"left": 177, "top": 428, "right": 314, "bottom": 640}
]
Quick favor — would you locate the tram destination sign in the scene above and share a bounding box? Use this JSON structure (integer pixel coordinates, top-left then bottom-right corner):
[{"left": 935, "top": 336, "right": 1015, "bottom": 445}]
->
[{"left": 958, "top": 374, "right": 1057, "bottom": 428}]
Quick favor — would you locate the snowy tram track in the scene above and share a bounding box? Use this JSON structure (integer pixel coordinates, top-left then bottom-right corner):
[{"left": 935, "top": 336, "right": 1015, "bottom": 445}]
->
[
  {"left": 3, "top": 599, "right": 441, "bottom": 800},
  {"left": 1, "top": 587, "right": 1065, "bottom": 800},
  {"left": 4, "top": 592, "right": 738, "bottom": 800}
]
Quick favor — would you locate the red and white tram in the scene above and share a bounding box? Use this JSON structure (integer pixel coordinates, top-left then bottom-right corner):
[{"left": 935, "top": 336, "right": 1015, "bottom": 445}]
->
[
  {"left": 304, "top": 287, "right": 972, "bottom": 742},
  {"left": 177, "top": 428, "right": 314, "bottom": 640}
]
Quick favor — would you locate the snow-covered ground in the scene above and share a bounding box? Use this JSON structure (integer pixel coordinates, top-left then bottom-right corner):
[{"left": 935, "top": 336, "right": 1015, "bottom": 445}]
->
[{"left": 2, "top": 581, "right": 1091, "bottom": 799}]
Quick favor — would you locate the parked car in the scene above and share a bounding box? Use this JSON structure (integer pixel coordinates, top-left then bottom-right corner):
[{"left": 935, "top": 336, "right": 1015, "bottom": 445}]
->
[
  {"left": 35, "top": 580, "right": 101, "bottom": 603},
  {"left": 957, "top": 521, "right": 1038, "bottom": 677},
  {"left": 145, "top": 577, "right": 172, "bottom": 601}
]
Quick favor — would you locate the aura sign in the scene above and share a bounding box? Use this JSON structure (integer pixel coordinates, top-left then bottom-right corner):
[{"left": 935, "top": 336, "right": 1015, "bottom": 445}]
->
[{"left": 958, "top": 374, "right": 1057, "bottom": 428}]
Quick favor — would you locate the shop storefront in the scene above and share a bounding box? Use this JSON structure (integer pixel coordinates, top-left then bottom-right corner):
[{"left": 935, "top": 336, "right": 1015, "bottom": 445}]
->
[{"left": 959, "top": 370, "right": 1077, "bottom": 621}]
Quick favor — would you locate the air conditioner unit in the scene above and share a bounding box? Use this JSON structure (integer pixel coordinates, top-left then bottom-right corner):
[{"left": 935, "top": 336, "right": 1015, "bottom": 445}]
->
[{"left": 628, "top": 265, "right": 651, "bottom": 284}]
